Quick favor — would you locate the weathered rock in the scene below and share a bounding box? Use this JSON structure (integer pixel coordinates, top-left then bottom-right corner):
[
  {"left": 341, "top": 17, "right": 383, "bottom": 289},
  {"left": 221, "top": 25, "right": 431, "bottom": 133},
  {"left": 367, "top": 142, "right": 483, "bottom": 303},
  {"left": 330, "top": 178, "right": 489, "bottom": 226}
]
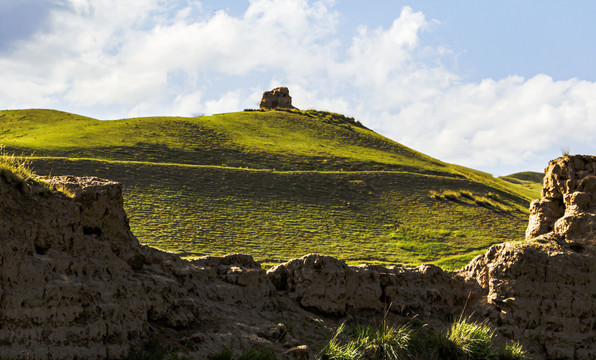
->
[
  {"left": 267, "top": 254, "right": 476, "bottom": 317},
  {"left": 460, "top": 155, "right": 596, "bottom": 359},
  {"left": 527, "top": 155, "right": 596, "bottom": 250},
  {"left": 0, "top": 175, "right": 276, "bottom": 359},
  {"left": 1, "top": 155, "right": 596, "bottom": 359},
  {"left": 259, "top": 87, "right": 295, "bottom": 110},
  {"left": 285, "top": 345, "right": 311, "bottom": 360},
  {"left": 257, "top": 323, "right": 288, "bottom": 342},
  {"left": 526, "top": 198, "right": 564, "bottom": 239},
  {"left": 461, "top": 241, "right": 596, "bottom": 360}
]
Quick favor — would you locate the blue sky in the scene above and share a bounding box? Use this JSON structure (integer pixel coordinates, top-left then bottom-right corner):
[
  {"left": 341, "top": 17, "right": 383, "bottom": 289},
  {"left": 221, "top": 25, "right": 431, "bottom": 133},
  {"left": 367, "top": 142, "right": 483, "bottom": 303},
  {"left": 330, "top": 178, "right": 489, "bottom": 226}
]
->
[{"left": 1, "top": 0, "right": 595, "bottom": 175}]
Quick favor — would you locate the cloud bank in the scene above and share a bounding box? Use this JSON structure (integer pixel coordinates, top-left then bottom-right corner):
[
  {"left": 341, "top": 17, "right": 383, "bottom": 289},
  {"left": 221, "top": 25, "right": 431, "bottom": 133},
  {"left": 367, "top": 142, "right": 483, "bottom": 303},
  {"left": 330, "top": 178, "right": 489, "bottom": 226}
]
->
[{"left": 1, "top": 0, "right": 595, "bottom": 175}]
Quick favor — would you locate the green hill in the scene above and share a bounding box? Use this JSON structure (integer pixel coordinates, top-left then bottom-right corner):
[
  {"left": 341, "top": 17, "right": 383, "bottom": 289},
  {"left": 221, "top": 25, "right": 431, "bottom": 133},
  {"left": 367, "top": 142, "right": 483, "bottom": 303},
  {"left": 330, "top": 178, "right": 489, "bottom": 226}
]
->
[
  {"left": 0, "top": 108, "right": 540, "bottom": 268},
  {"left": 499, "top": 171, "right": 544, "bottom": 195}
]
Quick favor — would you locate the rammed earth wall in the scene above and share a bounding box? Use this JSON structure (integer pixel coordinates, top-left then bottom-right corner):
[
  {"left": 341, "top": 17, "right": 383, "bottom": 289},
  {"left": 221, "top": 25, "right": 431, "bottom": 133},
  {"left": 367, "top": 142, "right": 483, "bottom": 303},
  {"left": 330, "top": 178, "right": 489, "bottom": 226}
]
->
[{"left": 0, "top": 156, "right": 594, "bottom": 359}]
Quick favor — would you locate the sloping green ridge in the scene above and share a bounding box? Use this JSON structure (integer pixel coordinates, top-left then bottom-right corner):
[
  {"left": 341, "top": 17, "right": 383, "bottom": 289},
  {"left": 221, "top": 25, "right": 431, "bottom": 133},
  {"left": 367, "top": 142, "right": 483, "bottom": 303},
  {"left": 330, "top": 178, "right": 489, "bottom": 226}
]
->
[
  {"left": 1, "top": 109, "right": 540, "bottom": 269},
  {"left": 502, "top": 171, "right": 544, "bottom": 184},
  {"left": 499, "top": 171, "right": 544, "bottom": 196},
  {"left": 0, "top": 108, "right": 448, "bottom": 173}
]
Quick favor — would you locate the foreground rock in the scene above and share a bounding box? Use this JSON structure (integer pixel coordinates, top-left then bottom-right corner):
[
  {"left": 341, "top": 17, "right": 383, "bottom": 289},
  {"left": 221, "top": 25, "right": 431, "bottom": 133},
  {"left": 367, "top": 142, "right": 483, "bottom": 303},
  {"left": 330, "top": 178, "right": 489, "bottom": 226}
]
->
[
  {"left": 0, "top": 175, "right": 276, "bottom": 358},
  {"left": 268, "top": 255, "right": 476, "bottom": 317},
  {"left": 0, "top": 155, "right": 595, "bottom": 359},
  {"left": 526, "top": 155, "right": 596, "bottom": 251},
  {"left": 461, "top": 242, "right": 595, "bottom": 359},
  {"left": 461, "top": 155, "right": 596, "bottom": 359}
]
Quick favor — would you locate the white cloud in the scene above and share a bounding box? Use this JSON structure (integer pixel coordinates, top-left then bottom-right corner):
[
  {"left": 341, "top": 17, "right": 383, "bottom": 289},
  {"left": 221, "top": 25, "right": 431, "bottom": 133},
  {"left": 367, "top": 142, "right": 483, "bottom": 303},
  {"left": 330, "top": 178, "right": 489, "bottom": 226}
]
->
[
  {"left": 1, "top": 1, "right": 595, "bottom": 174},
  {"left": 173, "top": 90, "right": 204, "bottom": 116},
  {"left": 204, "top": 90, "right": 242, "bottom": 114},
  {"left": 384, "top": 74, "right": 596, "bottom": 173}
]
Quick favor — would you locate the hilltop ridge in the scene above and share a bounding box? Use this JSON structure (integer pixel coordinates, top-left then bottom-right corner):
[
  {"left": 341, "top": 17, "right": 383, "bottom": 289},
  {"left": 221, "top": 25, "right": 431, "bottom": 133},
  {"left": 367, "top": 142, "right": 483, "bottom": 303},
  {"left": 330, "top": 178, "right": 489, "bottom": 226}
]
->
[{"left": 0, "top": 108, "right": 449, "bottom": 173}]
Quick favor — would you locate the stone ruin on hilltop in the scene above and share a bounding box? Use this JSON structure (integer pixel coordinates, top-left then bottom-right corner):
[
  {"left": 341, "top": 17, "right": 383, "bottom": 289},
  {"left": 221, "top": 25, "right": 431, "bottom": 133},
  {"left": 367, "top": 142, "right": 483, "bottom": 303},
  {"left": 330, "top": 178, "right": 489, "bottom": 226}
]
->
[
  {"left": 259, "top": 86, "right": 296, "bottom": 110},
  {"left": 0, "top": 156, "right": 594, "bottom": 359}
]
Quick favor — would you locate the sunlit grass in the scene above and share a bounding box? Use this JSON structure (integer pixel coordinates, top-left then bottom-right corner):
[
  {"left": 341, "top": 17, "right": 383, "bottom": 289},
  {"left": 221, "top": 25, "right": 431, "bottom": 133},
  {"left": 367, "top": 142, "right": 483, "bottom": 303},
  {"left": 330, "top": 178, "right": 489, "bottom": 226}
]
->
[
  {"left": 2, "top": 108, "right": 543, "bottom": 269},
  {"left": 319, "top": 317, "right": 528, "bottom": 360},
  {"left": 0, "top": 145, "right": 35, "bottom": 181},
  {"left": 31, "top": 157, "right": 529, "bottom": 269},
  {"left": 0, "top": 145, "right": 73, "bottom": 196}
]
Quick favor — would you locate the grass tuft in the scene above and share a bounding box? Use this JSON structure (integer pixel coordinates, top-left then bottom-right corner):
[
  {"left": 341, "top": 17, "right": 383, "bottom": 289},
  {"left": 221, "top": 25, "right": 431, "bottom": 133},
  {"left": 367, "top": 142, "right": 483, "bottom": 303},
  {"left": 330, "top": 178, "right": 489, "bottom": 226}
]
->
[
  {"left": 560, "top": 145, "right": 570, "bottom": 157},
  {"left": 357, "top": 321, "right": 411, "bottom": 360},
  {"left": 320, "top": 321, "right": 412, "bottom": 360},
  {"left": 0, "top": 145, "right": 35, "bottom": 182},
  {"left": 496, "top": 342, "right": 527, "bottom": 360},
  {"left": 319, "top": 317, "right": 528, "bottom": 360},
  {"left": 0, "top": 145, "right": 75, "bottom": 197},
  {"left": 448, "top": 316, "right": 494, "bottom": 359}
]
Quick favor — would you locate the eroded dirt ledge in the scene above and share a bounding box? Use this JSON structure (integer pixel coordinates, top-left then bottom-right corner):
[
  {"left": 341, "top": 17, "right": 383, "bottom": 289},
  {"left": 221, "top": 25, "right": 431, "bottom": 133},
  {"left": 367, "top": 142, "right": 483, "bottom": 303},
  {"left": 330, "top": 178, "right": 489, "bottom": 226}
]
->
[{"left": 0, "top": 156, "right": 595, "bottom": 359}]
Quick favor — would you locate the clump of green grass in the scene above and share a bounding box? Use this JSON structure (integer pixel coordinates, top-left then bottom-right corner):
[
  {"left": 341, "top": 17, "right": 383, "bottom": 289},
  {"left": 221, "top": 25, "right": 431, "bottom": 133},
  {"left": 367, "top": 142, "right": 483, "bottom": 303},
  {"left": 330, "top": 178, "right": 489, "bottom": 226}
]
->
[
  {"left": 560, "top": 145, "right": 570, "bottom": 157},
  {"left": 497, "top": 342, "right": 527, "bottom": 360},
  {"left": 319, "top": 317, "right": 527, "bottom": 360},
  {"left": 0, "top": 145, "right": 35, "bottom": 181},
  {"left": 446, "top": 316, "right": 527, "bottom": 360},
  {"left": 356, "top": 322, "right": 411, "bottom": 360},
  {"left": 448, "top": 316, "right": 495, "bottom": 359},
  {"left": 320, "top": 321, "right": 412, "bottom": 360},
  {"left": 0, "top": 145, "right": 75, "bottom": 197},
  {"left": 320, "top": 323, "right": 363, "bottom": 360}
]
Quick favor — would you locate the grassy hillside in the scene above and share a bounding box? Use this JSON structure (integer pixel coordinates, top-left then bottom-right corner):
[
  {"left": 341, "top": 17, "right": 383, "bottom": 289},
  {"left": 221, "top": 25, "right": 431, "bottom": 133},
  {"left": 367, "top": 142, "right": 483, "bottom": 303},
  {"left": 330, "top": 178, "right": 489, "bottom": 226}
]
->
[
  {"left": 499, "top": 171, "right": 544, "bottom": 195},
  {"left": 0, "top": 108, "right": 448, "bottom": 172},
  {"left": 1, "top": 108, "right": 540, "bottom": 269}
]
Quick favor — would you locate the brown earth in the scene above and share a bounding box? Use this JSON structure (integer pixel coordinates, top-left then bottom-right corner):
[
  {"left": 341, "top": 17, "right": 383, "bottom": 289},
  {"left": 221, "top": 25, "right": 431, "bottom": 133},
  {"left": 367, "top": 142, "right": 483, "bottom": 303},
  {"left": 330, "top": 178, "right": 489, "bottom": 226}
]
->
[
  {"left": 0, "top": 155, "right": 594, "bottom": 359},
  {"left": 259, "top": 87, "right": 295, "bottom": 110}
]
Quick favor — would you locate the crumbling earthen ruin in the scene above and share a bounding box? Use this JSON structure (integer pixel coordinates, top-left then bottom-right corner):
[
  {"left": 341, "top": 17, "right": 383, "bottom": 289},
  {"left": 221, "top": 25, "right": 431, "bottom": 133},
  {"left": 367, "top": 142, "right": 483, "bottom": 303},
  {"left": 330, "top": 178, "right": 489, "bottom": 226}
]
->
[
  {"left": 0, "top": 156, "right": 594, "bottom": 359},
  {"left": 259, "top": 87, "right": 295, "bottom": 110}
]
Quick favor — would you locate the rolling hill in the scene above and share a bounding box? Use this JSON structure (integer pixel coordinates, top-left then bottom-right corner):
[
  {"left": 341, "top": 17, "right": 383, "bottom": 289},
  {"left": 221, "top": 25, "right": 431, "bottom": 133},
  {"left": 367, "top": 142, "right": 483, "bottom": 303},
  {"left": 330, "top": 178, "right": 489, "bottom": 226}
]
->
[
  {"left": 0, "top": 108, "right": 541, "bottom": 268},
  {"left": 499, "top": 171, "right": 544, "bottom": 195}
]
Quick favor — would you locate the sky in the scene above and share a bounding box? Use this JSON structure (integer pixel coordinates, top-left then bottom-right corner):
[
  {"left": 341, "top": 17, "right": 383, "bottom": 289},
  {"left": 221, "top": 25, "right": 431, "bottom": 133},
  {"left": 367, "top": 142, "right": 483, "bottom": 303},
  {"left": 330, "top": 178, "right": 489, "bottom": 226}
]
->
[{"left": 1, "top": 0, "right": 596, "bottom": 175}]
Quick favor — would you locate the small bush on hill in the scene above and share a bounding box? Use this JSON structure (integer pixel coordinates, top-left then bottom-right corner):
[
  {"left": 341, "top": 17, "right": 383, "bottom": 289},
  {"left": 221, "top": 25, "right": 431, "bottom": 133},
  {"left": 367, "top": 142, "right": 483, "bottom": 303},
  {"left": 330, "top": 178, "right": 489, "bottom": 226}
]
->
[{"left": 270, "top": 108, "right": 367, "bottom": 129}]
